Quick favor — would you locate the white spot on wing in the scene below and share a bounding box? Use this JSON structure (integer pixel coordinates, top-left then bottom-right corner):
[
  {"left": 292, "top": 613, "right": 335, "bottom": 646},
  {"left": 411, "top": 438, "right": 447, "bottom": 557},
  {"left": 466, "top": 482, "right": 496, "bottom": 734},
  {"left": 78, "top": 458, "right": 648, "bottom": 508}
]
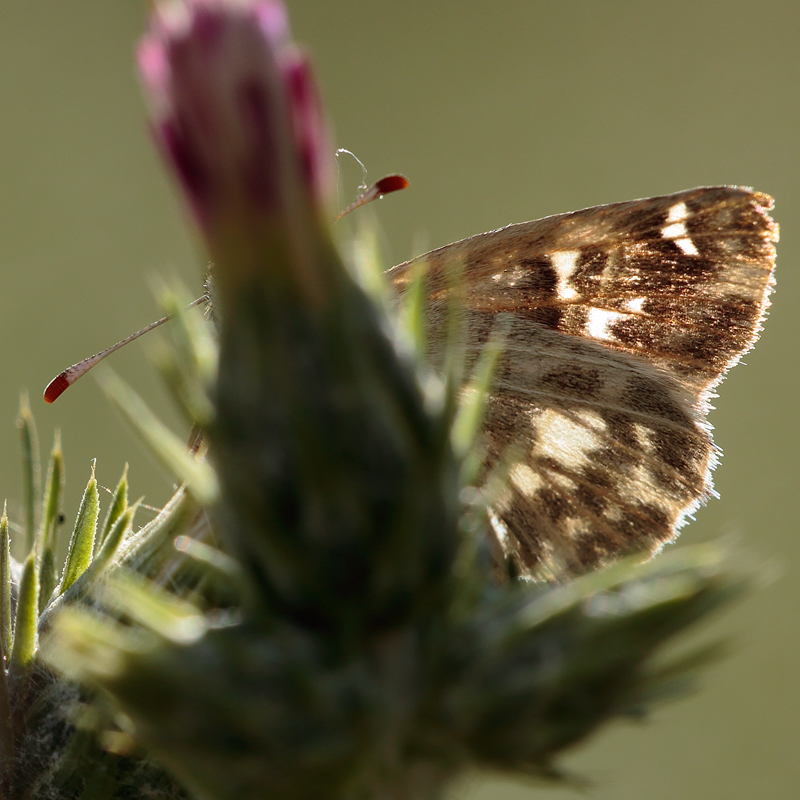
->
[
  {"left": 623, "top": 463, "right": 681, "bottom": 512},
  {"left": 624, "top": 297, "right": 646, "bottom": 313},
  {"left": 586, "top": 307, "right": 627, "bottom": 341},
  {"left": 666, "top": 201, "right": 688, "bottom": 223},
  {"left": 633, "top": 423, "right": 653, "bottom": 451},
  {"left": 675, "top": 237, "right": 699, "bottom": 255},
  {"left": 510, "top": 462, "right": 543, "bottom": 497},
  {"left": 564, "top": 516, "right": 592, "bottom": 540},
  {"left": 536, "top": 409, "right": 603, "bottom": 471},
  {"left": 487, "top": 507, "right": 509, "bottom": 546},
  {"left": 662, "top": 221, "right": 688, "bottom": 239},
  {"left": 550, "top": 250, "right": 580, "bottom": 301}
]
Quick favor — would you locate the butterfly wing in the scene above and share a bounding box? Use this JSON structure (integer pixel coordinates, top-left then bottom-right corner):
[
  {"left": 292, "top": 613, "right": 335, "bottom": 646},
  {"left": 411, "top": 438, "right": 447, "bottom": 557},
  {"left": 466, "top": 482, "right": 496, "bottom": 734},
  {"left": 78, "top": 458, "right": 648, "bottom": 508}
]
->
[{"left": 387, "top": 186, "right": 777, "bottom": 580}]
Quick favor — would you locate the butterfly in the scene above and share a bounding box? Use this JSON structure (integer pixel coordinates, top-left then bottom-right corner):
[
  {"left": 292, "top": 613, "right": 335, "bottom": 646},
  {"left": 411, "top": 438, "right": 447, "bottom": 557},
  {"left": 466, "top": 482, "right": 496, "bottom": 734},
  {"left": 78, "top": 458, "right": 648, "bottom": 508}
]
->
[
  {"left": 45, "top": 184, "right": 777, "bottom": 582},
  {"left": 386, "top": 186, "right": 776, "bottom": 580}
]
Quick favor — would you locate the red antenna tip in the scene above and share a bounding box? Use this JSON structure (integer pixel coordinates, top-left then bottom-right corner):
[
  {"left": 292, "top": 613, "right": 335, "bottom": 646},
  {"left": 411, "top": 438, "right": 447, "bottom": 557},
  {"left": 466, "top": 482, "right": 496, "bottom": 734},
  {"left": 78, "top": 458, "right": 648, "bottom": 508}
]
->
[
  {"left": 334, "top": 173, "right": 410, "bottom": 221},
  {"left": 43, "top": 374, "right": 70, "bottom": 404},
  {"left": 374, "top": 174, "right": 409, "bottom": 195}
]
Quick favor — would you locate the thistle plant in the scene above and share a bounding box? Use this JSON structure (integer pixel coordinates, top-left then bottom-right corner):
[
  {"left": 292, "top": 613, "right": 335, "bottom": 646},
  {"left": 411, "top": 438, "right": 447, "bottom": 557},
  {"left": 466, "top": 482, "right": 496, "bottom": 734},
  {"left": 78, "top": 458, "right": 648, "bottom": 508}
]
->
[{"left": 0, "top": 1, "right": 756, "bottom": 799}]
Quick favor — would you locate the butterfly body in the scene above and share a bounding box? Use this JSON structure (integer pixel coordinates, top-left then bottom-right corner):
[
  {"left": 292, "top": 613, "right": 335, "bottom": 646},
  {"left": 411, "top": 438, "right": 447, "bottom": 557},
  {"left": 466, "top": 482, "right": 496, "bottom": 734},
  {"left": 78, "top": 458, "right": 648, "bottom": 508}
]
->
[{"left": 388, "top": 187, "right": 777, "bottom": 580}]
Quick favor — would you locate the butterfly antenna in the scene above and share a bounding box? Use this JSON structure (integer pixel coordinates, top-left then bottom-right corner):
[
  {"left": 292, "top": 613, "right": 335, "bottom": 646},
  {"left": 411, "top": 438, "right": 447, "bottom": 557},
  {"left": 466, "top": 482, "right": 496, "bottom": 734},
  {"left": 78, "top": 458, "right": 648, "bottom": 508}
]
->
[
  {"left": 43, "top": 295, "right": 208, "bottom": 403},
  {"left": 335, "top": 148, "right": 369, "bottom": 209},
  {"left": 334, "top": 174, "right": 409, "bottom": 221}
]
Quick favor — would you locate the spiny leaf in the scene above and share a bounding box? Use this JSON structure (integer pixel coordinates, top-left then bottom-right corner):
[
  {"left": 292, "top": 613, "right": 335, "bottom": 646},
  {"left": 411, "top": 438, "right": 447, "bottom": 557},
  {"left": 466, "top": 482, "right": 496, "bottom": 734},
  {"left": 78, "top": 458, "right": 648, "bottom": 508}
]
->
[
  {"left": 40, "top": 430, "right": 64, "bottom": 555},
  {"left": 516, "top": 543, "right": 739, "bottom": 634},
  {"left": 0, "top": 506, "right": 10, "bottom": 658},
  {"left": 173, "top": 535, "right": 242, "bottom": 608},
  {"left": 98, "top": 464, "right": 128, "bottom": 549},
  {"left": 9, "top": 555, "right": 38, "bottom": 674},
  {"left": 116, "top": 487, "right": 203, "bottom": 576},
  {"left": 16, "top": 392, "right": 40, "bottom": 554},
  {"left": 59, "top": 467, "right": 100, "bottom": 594},
  {"left": 96, "top": 572, "right": 205, "bottom": 644},
  {"left": 174, "top": 535, "right": 240, "bottom": 580},
  {"left": 87, "top": 504, "right": 137, "bottom": 582},
  {"left": 97, "top": 368, "right": 218, "bottom": 506},
  {"left": 38, "top": 435, "right": 64, "bottom": 612}
]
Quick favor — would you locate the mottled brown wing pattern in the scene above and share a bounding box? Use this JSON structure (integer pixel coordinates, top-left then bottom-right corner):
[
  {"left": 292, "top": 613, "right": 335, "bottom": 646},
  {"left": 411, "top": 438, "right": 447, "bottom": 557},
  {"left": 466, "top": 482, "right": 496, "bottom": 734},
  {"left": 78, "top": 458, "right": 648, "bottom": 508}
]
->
[{"left": 387, "top": 187, "right": 777, "bottom": 581}]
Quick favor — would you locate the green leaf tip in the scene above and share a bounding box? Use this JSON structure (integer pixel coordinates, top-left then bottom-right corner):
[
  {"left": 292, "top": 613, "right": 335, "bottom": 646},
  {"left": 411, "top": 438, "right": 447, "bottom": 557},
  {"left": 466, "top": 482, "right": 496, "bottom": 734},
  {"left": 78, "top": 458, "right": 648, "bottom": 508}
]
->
[
  {"left": 38, "top": 432, "right": 66, "bottom": 615},
  {"left": 17, "top": 391, "right": 41, "bottom": 555},
  {"left": 40, "top": 429, "right": 65, "bottom": 556},
  {"left": 59, "top": 465, "right": 100, "bottom": 594},
  {"left": 99, "top": 464, "right": 129, "bottom": 549},
  {"left": 0, "top": 506, "right": 11, "bottom": 660}
]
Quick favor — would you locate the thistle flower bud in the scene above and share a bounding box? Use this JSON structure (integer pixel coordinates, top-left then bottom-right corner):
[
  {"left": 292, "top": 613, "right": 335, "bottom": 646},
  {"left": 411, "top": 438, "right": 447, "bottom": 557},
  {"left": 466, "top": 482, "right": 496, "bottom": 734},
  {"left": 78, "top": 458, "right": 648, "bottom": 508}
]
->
[{"left": 138, "top": 0, "right": 334, "bottom": 297}]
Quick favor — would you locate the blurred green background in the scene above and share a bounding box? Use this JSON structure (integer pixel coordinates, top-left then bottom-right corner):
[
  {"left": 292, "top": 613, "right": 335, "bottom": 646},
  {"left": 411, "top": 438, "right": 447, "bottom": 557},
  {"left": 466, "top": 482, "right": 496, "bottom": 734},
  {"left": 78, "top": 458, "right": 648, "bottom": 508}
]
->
[{"left": 0, "top": 1, "right": 797, "bottom": 797}]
